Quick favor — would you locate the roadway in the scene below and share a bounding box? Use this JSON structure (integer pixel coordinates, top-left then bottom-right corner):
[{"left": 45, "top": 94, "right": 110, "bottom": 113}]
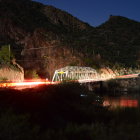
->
[{"left": 0, "top": 74, "right": 139, "bottom": 90}]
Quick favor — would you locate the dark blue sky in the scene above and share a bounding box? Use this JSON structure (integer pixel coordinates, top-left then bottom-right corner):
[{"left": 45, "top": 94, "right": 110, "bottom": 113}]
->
[{"left": 33, "top": 0, "right": 140, "bottom": 26}]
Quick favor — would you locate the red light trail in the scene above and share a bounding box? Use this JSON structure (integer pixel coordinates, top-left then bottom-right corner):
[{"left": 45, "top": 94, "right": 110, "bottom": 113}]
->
[{"left": 0, "top": 80, "right": 52, "bottom": 89}]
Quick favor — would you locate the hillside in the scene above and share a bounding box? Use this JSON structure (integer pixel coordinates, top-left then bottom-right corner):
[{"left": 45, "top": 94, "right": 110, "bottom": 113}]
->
[
  {"left": 0, "top": 0, "right": 140, "bottom": 78},
  {"left": 97, "top": 15, "right": 140, "bottom": 67}
]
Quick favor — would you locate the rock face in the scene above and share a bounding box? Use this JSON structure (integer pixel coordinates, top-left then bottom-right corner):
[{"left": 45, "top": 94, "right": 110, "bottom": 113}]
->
[
  {"left": 100, "top": 68, "right": 116, "bottom": 79},
  {"left": 0, "top": 67, "right": 24, "bottom": 82},
  {"left": 0, "top": 0, "right": 140, "bottom": 79},
  {"left": 118, "top": 77, "right": 140, "bottom": 91},
  {"left": 101, "top": 77, "right": 140, "bottom": 93},
  {"left": 0, "top": 0, "right": 88, "bottom": 78}
]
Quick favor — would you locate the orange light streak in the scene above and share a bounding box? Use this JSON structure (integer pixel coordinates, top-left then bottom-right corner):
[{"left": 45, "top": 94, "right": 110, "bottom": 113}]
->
[
  {"left": 120, "top": 99, "right": 138, "bottom": 107},
  {"left": 0, "top": 80, "right": 52, "bottom": 88},
  {"left": 103, "top": 98, "right": 139, "bottom": 108}
]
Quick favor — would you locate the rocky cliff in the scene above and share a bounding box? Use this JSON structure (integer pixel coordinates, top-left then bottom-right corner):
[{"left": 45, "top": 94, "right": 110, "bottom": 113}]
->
[{"left": 0, "top": 66, "right": 24, "bottom": 82}]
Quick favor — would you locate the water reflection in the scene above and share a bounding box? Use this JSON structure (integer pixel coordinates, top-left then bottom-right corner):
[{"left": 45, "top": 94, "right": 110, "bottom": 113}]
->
[{"left": 103, "top": 95, "right": 139, "bottom": 109}]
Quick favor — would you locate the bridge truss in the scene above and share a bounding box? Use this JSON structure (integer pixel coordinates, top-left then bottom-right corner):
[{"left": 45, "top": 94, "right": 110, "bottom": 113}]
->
[{"left": 52, "top": 66, "right": 98, "bottom": 82}]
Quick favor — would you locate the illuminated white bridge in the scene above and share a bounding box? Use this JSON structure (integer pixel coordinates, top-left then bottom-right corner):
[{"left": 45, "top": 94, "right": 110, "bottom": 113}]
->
[{"left": 52, "top": 66, "right": 99, "bottom": 82}]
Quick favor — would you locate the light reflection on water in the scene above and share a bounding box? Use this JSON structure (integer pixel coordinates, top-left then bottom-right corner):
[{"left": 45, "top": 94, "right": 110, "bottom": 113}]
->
[{"left": 103, "top": 95, "right": 139, "bottom": 109}]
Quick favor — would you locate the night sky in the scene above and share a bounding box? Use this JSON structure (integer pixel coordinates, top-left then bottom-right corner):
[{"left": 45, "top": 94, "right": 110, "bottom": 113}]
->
[{"left": 33, "top": 0, "right": 140, "bottom": 26}]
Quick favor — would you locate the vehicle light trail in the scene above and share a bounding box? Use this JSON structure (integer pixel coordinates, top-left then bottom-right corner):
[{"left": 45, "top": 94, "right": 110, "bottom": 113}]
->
[
  {"left": 0, "top": 80, "right": 52, "bottom": 89},
  {"left": 0, "top": 73, "right": 139, "bottom": 89},
  {"left": 116, "top": 74, "right": 139, "bottom": 79}
]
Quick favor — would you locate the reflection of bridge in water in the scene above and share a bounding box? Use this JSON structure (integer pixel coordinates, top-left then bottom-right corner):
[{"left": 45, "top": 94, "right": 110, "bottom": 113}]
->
[{"left": 52, "top": 66, "right": 107, "bottom": 82}]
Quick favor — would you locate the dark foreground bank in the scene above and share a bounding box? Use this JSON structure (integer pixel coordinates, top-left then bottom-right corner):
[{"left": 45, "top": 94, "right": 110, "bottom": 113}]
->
[{"left": 0, "top": 83, "right": 140, "bottom": 140}]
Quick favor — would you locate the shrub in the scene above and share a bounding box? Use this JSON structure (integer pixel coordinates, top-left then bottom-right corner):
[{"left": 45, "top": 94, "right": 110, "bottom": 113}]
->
[
  {"left": 0, "top": 110, "right": 39, "bottom": 140},
  {"left": 25, "top": 70, "right": 39, "bottom": 79}
]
